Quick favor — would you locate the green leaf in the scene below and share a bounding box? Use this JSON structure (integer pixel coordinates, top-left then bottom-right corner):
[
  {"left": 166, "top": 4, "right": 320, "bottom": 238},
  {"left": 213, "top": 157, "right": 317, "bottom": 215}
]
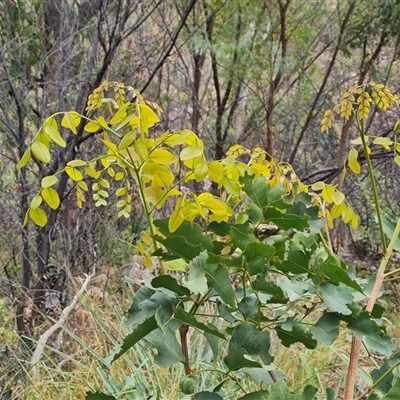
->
[
  {"left": 230, "top": 322, "right": 273, "bottom": 364},
  {"left": 146, "top": 327, "right": 185, "bottom": 367},
  {"left": 241, "top": 174, "right": 289, "bottom": 210},
  {"left": 183, "top": 250, "right": 208, "bottom": 295},
  {"left": 348, "top": 312, "right": 395, "bottom": 356},
  {"left": 106, "top": 316, "right": 158, "bottom": 363},
  {"left": 239, "top": 382, "right": 317, "bottom": 400},
  {"left": 315, "top": 247, "right": 363, "bottom": 293},
  {"left": 29, "top": 207, "right": 47, "bottom": 227},
  {"left": 151, "top": 275, "right": 190, "bottom": 296},
  {"left": 17, "top": 147, "right": 31, "bottom": 169},
  {"left": 275, "top": 242, "right": 311, "bottom": 275},
  {"left": 243, "top": 242, "right": 275, "bottom": 276},
  {"left": 368, "top": 379, "right": 400, "bottom": 400},
  {"left": 224, "top": 345, "right": 262, "bottom": 371},
  {"left": 31, "top": 141, "right": 51, "bottom": 164},
  {"left": 194, "top": 392, "right": 223, "bottom": 400},
  {"left": 318, "top": 283, "right": 353, "bottom": 315},
  {"left": 276, "top": 322, "right": 317, "bottom": 349},
  {"left": 41, "top": 187, "right": 61, "bottom": 209},
  {"left": 252, "top": 279, "right": 286, "bottom": 303},
  {"left": 126, "top": 286, "right": 155, "bottom": 327},
  {"left": 230, "top": 223, "right": 255, "bottom": 249},
  {"left": 264, "top": 208, "right": 309, "bottom": 231},
  {"left": 41, "top": 175, "right": 58, "bottom": 188},
  {"left": 310, "top": 313, "right": 340, "bottom": 345},
  {"left": 154, "top": 219, "right": 213, "bottom": 261},
  {"left": 85, "top": 392, "right": 117, "bottom": 400},
  {"left": 206, "top": 264, "right": 236, "bottom": 308},
  {"left": 238, "top": 295, "right": 258, "bottom": 319},
  {"left": 174, "top": 308, "right": 225, "bottom": 339},
  {"left": 242, "top": 368, "right": 286, "bottom": 386},
  {"left": 140, "top": 292, "right": 178, "bottom": 320}
]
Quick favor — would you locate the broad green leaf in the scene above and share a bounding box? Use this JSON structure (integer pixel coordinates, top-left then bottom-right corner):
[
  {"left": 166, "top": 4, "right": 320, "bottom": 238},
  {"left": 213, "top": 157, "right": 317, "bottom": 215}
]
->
[
  {"left": 206, "top": 264, "right": 236, "bottom": 308},
  {"left": 241, "top": 368, "right": 286, "bottom": 386},
  {"left": 30, "top": 195, "right": 42, "bottom": 209},
  {"left": 146, "top": 327, "right": 184, "bottom": 367},
  {"left": 310, "top": 313, "right": 340, "bottom": 345},
  {"left": 239, "top": 382, "right": 317, "bottom": 400},
  {"left": 106, "top": 315, "right": 158, "bottom": 363},
  {"left": 275, "top": 242, "right": 311, "bottom": 275},
  {"left": 41, "top": 187, "right": 60, "bottom": 209},
  {"left": 44, "top": 119, "right": 66, "bottom": 147},
  {"left": 276, "top": 276, "right": 310, "bottom": 302},
  {"left": 41, "top": 175, "right": 58, "bottom": 188},
  {"left": 154, "top": 219, "right": 213, "bottom": 261},
  {"left": 348, "top": 312, "right": 395, "bottom": 356},
  {"left": 368, "top": 379, "right": 400, "bottom": 400},
  {"left": 243, "top": 242, "right": 275, "bottom": 276},
  {"left": 183, "top": 250, "right": 208, "bottom": 295},
  {"left": 31, "top": 141, "right": 51, "bottom": 164},
  {"left": 224, "top": 345, "right": 262, "bottom": 371},
  {"left": 230, "top": 322, "right": 272, "bottom": 364},
  {"left": 126, "top": 286, "right": 155, "bottom": 328},
  {"left": 264, "top": 208, "right": 309, "bottom": 231},
  {"left": 276, "top": 323, "right": 317, "bottom": 349},
  {"left": 61, "top": 111, "right": 81, "bottom": 134},
  {"left": 238, "top": 295, "right": 258, "bottom": 319},
  {"left": 194, "top": 393, "right": 223, "bottom": 400},
  {"left": 318, "top": 283, "right": 353, "bottom": 315},
  {"left": 151, "top": 275, "right": 190, "bottom": 296},
  {"left": 29, "top": 207, "right": 47, "bottom": 227},
  {"left": 174, "top": 308, "right": 225, "bottom": 339},
  {"left": 241, "top": 174, "right": 288, "bottom": 210},
  {"left": 85, "top": 392, "right": 116, "bottom": 400},
  {"left": 315, "top": 248, "right": 363, "bottom": 293},
  {"left": 17, "top": 147, "right": 31, "bottom": 169},
  {"left": 65, "top": 166, "right": 83, "bottom": 181}
]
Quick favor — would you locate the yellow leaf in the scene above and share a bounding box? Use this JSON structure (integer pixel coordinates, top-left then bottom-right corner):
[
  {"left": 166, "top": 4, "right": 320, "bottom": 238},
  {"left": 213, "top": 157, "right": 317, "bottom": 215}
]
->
[
  {"left": 139, "top": 103, "right": 160, "bottom": 134},
  {"left": 134, "top": 136, "right": 149, "bottom": 160},
  {"left": 67, "top": 159, "right": 87, "bottom": 167},
  {"left": 30, "top": 195, "right": 42, "bottom": 209},
  {"left": 102, "top": 139, "right": 117, "bottom": 153},
  {"left": 115, "top": 172, "right": 125, "bottom": 181},
  {"left": 144, "top": 253, "right": 152, "bottom": 268},
  {"left": 65, "top": 166, "right": 83, "bottom": 181},
  {"left": 142, "top": 162, "right": 174, "bottom": 187},
  {"left": 331, "top": 190, "right": 345, "bottom": 205},
  {"left": 29, "top": 207, "right": 47, "bottom": 227},
  {"left": 193, "top": 194, "right": 206, "bottom": 219},
  {"left": 84, "top": 120, "right": 101, "bottom": 133},
  {"left": 311, "top": 181, "right": 325, "bottom": 191},
  {"left": 165, "top": 259, "right": 187, "bottom": 271},
  {"left": 169, "top": 198, "right": 184, "bottom": 233},
  {"left": 351, "top": 213, "right": 359, "bottom": 229},
  {"left": 107, "top": 167, "right": 115, "bottom": 177},
  {"left": 17, "top": 147, "right": 31, "bottom": 169},
  {"left": 342, "top": 206, "right": 354, "bottom": 224},
  {"left": 61, "top": 111, "right": 81, "bottom": 134},
  {"left": 222, "top": 177, "right": 241, "bottom": 195},
  {"left": 149, "top": 148, "right": 177, "bottom": 165},
  {"left": 208, "top": 161, "right": 224, "bottom": 183},
  {"left": 44, "top": 118, "right": 66, "bottom": 147},
  {"left": 86, "top": 166, "right": 99, "bottom": 178},
  {"left": 194, "top": 160, "right": 208, "bottom": 182},
  {"left": 118, "top": 130, "right": 137, "bottom": 150},
  {"left": 31, "top": 141, "right": 51, "bottom": 164},
  {"left": 41, "top": 175, "right": 58, "bottom": 188},
  {"left": 347, "top": 148, "right": 361, "bottom": 174},
  {"left": 110, "top": 102, "right": 130, "bottom": 126},
  {"left": 331, "top": 202, "right": 346, "bottom": 219},
  {"left": 180, "top": 146, "right": 203, "bottom": 161},
  {"left": 42, "top": 187, "right": 60, "bottom": 209},
  {"left": 321, "top": 184, "right": 335, "bottom": 203},
  {"left": 78, "top": 181, "right": 88, "bottom": 191}
]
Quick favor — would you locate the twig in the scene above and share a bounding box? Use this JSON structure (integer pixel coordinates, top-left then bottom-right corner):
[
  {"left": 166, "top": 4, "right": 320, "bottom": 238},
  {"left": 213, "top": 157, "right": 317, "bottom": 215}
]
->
[{"left": 30, "top": 273, "right": 93, "bottom": 378}]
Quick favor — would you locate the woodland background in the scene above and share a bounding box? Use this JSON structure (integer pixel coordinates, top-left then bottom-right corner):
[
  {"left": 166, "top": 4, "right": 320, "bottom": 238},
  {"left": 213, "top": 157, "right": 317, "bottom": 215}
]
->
[{"left": 1, "top": 0, "right": 400, "bottom": 397}]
